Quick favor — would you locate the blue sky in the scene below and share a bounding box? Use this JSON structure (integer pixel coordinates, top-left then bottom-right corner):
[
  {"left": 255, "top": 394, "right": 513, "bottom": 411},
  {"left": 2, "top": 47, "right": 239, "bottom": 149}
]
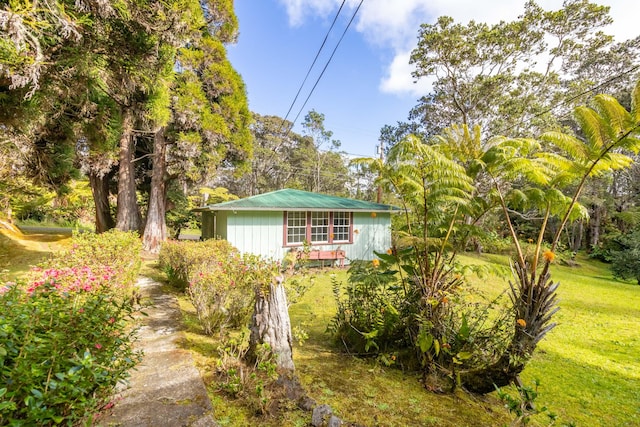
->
[{"left": 227, "top": 0, "right": 638, "bottom": 157}]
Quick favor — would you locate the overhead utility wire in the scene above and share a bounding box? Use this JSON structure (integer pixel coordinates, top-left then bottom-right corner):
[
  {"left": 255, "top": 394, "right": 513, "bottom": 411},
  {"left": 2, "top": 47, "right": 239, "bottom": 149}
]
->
[
  {"left": 286, "top": 0, "right": 366, "bottom": 136},
  {"left": 280, "top": 0, "right": 347, "bottom": 129},
  {"left": 494, "top": 63, "right": 640, "bottom": 138}
]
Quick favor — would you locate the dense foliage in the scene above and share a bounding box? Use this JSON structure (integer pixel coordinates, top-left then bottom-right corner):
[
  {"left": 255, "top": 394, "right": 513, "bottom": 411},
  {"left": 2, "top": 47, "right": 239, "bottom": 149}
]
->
[
  {"left": 336, "top": 83, "right": 640, "bottom": 392},
  {"left": 159, "top": 240, "right": 277, "bottom": 335},
  {"left": 0, "top": 231, "right": 142, "bottom": 425},
  {"left": 1, "top": 0, "right": 252, "bottom": 253},
  {"left": 609, "top": 227, "right": 640, "bottom": 284}
]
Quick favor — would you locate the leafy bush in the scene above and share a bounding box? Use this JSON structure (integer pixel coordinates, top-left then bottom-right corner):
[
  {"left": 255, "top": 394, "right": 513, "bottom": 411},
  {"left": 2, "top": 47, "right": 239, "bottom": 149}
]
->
[
  {"left": 0, "top": 271, "right": 141, "bottom": 425},
  {"left": 159, "top": 239, "right": 237, "bottom": 291},
  {"left": 328, "top": 260, "right": 412, "bottom": 355},
  {"left": 51, "top": 230, "right": 141, "bottom": 296},
  {"left": 160, "top": 240, "right": 277, "bottom": 335},
  {"left": 329, "top": 250, "right": 513, "bottom": 378},
  {"left": 609, "top": 228, "right": 640, "bottom": 284},
  {"left": 476, "top": 232, "right": 513, "bottom": 254}
]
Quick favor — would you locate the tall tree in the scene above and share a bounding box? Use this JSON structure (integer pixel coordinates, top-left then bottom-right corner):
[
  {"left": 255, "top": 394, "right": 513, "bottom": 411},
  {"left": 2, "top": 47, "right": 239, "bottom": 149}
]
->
[
  {"left": 300, "top": 110, "right": 349, "bottom": 195},
  {"left": 141, "top": 4, "right": 252, "bottom": 253},
  {"left": 409, "top": 0, "right": 640, "bottom": 138}
]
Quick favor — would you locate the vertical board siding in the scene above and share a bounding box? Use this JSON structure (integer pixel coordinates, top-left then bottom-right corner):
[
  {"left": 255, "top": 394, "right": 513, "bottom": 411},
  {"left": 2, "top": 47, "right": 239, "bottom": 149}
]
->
[
  {"left": 346, "top": 212, "right": 391, "bottom": 260},
  {"left": 216, "top": 212, "right": 228, "bottom": 240},
  {"left": 226, "top": 211, "right": 284, "bottom": 261},
  {"left": 209, "top": 209, "right": 392, "bottom": 264}
]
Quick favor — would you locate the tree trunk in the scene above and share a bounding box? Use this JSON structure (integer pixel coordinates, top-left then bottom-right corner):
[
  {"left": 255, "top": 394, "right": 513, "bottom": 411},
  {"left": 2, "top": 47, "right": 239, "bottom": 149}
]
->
[
  {"left": 115, "top": 108, "right": 142, "bottom": 232},
  {"left": 459, "top": 262, "right": 559, "bottom": 393},
  {"left": 89, "top": 169, "right": 115, "bottom": 233},
  {"left": 142, "top": 127, "right": 168, "bottom": 254},
  {"left": 588, "top": 204, "right": 603, "bottom": 248},
  {"left": 249, "top": 277, "right": 295, "bottom": 372}
]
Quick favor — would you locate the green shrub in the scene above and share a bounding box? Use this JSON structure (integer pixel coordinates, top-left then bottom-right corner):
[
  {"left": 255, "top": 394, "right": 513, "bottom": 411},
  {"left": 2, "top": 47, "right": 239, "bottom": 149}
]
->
[
  {"left": 159, "top": 239, "right": 237, "bottom": 290},
  {"left": 329, "top": 252, "right": 513, "bottom": 377},
  {"left": 609, "top": 228, "right": 640, "bottom": 284},
  {"left": 328, "top": 260, "right": 412, "bottom": 355},
  {"left": 0, "top": 271, "right": 141, "bottom": 425},
  {"left": 160, "top": 240, "right": 277, "bottom": 335},
  {"left": 50, "top": 230, "right": 141, "bottom": 296}
]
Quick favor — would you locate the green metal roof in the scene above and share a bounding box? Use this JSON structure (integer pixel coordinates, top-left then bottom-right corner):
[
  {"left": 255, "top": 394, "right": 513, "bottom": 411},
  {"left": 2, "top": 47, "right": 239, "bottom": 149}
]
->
[{"left": 194, "top": 189, "right": 401, "bottom": 212}]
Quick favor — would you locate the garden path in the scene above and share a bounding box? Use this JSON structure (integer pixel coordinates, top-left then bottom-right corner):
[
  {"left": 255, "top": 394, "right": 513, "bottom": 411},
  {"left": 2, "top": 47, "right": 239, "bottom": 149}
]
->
[{"left": 97, "top": 277, "right": 217, "bottom": 427}]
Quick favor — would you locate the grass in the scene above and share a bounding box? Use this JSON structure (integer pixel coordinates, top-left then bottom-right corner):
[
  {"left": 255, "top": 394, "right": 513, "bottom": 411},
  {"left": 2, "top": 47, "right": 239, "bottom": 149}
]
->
[
  {"left": 0, "top": 221, "right": 72, "bottom": 275},
  {"left": 3, "top": 228, "right": 638, "bottom": 426},
  {"left": 460, "top": 253, "right": 640, "bottom": 426},
  {"left": 149, "top": 255, "right": 640, "bottom": 426}
]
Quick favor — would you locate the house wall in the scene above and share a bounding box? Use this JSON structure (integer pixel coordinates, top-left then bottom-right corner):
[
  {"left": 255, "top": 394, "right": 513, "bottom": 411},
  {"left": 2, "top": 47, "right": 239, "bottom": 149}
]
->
[
  {"left": 224, "top": 211, "right": 284, "bottom": 260},
  {"left": 346, "top": 212, "right": 392, "bottom": 260},
  {"left": 205, "top": 209, "right": 392, "bottom": 263},
  {"left": 201, "top": 212, "right": 215, "bottom": 240}
]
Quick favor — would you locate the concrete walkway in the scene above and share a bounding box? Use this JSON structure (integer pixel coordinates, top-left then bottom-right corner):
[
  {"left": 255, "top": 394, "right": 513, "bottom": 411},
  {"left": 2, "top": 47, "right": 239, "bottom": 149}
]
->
[{"left": 98, "top": 277, "right": 216, "bottom": 427}]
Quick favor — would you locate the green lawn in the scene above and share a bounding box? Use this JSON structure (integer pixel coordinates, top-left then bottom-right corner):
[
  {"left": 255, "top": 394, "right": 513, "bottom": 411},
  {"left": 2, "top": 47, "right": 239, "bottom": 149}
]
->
[
  {"left": 289, "top": 268, "right": 513, "bottom": 427},
  {"left": 4, "top": 227, "right": 637, "bottom": 426},
  {"left": 288, "top": 255, "right": 640, "bottom": 426}
]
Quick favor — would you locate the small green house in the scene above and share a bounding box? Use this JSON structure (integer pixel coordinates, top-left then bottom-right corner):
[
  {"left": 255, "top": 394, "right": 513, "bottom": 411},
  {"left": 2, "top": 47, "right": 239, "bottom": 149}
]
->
[{"left": 195, "top": 189, "right": 400, "bottom": 263}]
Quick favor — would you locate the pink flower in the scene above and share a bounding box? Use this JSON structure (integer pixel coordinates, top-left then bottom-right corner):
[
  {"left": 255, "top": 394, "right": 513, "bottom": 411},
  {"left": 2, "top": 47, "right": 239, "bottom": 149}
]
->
[
  {"left": 108, "top": 317, "right": 115, "bottom": 324},
  {"left": 95, "top": 343, "right": 102, "bottom": 350},
  {"left": 78, "top": 308, "right": 85, "bottom": 313}
]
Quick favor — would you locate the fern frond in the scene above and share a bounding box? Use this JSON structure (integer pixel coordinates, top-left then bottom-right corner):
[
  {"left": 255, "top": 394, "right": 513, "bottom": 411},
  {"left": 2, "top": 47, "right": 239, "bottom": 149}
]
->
[
  {"left": 592, "top": 94, "right": 632, "bottom": 138},
  {"left": 540, "top": 131, "right": 589, "bottom": 160},
  {"left": 573, "top": 106, "right": 607, "bottom": 152}
]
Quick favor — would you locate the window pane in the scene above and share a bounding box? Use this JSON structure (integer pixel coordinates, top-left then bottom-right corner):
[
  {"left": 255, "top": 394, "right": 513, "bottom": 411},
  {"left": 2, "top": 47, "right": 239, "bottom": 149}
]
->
[
  {"left": 311, "top": 212, "right": 329, "bottom": 243},
  {"left": 333, "top": 211, "right": 350, "bottom": 242},
  {"left": 287, "top": 212, "right": 306, "bottom": 244}
]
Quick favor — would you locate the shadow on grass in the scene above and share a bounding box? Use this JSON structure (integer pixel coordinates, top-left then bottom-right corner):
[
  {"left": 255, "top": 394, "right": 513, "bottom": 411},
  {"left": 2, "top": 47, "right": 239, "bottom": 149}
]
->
[{"left": 1, "top": 231, "right": 69, "bottom": 275}]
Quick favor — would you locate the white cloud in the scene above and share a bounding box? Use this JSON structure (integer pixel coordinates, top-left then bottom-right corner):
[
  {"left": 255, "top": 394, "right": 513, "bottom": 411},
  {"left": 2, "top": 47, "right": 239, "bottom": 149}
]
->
[
  {"left": 379, "top": 50, "right": 431, "bottom": 97},
  {"left": 278, "top": 0, "right": 640, "bottom": 96}
]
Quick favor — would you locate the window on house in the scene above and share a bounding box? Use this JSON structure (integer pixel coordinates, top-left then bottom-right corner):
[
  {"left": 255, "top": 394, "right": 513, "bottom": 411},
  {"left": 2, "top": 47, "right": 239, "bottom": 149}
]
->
[
  {"left": 286, "top": 211, "right": 306, "bottom": 244},
  {"left": 311, "top": 212, "right": 329, "bottom": 243},
  {"left": 332, "top": 211, "right": 350, "bottom": 242},
  {"left": 284, "top": 211, "right": 352, "bottom": 246}
]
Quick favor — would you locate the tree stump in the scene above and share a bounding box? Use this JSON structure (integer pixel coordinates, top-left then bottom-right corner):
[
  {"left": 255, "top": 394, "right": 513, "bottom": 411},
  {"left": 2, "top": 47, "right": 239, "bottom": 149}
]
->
[{"left": 249, "top": 276, "right": 295, "bottom": 372}]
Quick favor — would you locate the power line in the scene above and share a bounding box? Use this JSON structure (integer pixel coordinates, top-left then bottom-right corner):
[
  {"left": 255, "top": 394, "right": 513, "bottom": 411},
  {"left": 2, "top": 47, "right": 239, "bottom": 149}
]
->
[
  {"left": 493, "top": 64, "right": 640, "bottom": 138},
  {"left": 280, "top": 0, "right": 347, "bottom": 129},
  {"left": 286, "top": 0, "right": 365, "bottom": 136}
]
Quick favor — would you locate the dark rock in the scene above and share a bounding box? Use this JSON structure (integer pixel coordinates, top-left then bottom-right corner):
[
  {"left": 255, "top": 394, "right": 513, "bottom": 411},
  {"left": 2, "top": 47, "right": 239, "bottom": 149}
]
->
[
  {"left": 312, "top": 404, "right": 333, "bottom": 427},
  {"left": 299, "top": 395, "right": 317, "bottom": 411},
  {"left": 328, "top": 414, "right": 343, "bottom": 427}
]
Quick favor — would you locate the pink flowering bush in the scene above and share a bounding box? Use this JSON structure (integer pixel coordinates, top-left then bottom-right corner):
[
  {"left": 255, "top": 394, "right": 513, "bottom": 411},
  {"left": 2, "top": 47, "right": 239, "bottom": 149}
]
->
[
  {"left": 51, "top": 230, "right": 141, "bottom": 297},
  {"left": 0, "top": 271, "right": 141, "bottom": 426},
  {"left": 0, "top": 230, "right": 143, "bottom": 425},
  {"left": 25, "top": 265, "right": 117, "bottom": 294}
]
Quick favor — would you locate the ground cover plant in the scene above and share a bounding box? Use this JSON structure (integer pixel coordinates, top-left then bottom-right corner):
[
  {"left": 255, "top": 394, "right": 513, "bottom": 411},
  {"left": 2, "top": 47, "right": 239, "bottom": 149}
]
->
[
  {"left": 293, "top": 256, "right": 639, "bottom": 426},
  {"left": 343, "top": 83, "right": 640, "bottom": 394},
  {"left": 0, "top": 230, "right": 143, "bottom": 425}
]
